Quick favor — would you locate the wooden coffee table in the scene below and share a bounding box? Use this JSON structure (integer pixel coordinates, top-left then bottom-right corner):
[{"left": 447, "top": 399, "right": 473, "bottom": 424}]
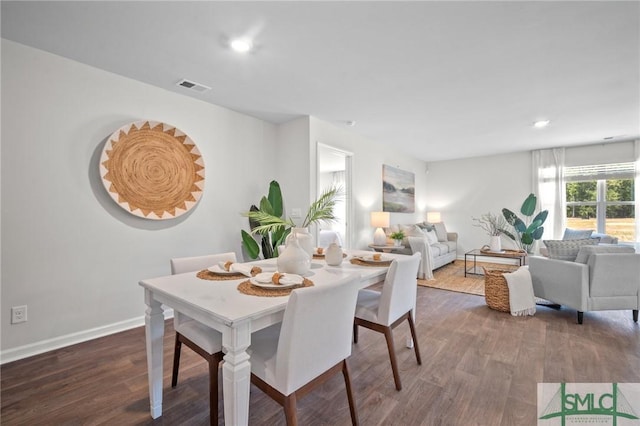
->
[{"left": 464, "top": 248, "right": 527, "bottom": 277}]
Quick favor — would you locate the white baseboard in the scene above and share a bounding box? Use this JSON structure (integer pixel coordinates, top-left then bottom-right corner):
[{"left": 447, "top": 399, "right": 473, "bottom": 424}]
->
[{"left": 0, "top": 309, "right": 174, "bottom": 365}]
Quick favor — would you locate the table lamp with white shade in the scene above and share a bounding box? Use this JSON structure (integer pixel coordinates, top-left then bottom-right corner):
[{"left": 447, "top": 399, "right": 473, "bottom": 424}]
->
[
  {"left": 427, "top": 211, "right": 441, "bottom": 223},
  {"left": 371, "top": 211, "right": 390, "bottom": 245}
]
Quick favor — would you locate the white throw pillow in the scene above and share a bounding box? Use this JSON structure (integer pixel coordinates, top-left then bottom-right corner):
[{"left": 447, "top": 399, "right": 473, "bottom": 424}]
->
[
  {"left": 425, "top": 230, "right": 438, "bottom": 245},
  {"left": 590, "top": 232, "right": 618, "bottom": 244},
  {"left": 432, "top": 222, "right": 448, "bottom": 242},
  {"left": 386, "top": 224, "right": 399, "bottom": 236},
  {"left": 562, "top": 228, "right": 594, "bottom": 240},
  {"left": 401, "top": 224, "right": 426, "bottom": 238}
]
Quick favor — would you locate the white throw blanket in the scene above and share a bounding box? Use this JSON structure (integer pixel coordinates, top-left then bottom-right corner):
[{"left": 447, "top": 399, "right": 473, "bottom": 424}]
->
[
  {"left": 503, "top": 266, "right": 536, "bottom": 316},
  {"left": 408, "top": 236, "right": 433, "bottom": 280}
]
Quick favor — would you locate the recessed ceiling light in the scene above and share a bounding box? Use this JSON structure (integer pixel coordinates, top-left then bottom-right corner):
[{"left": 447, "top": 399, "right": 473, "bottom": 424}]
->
[
  {"left": 533, "top": 120, "right": 550, "bottom": 128},
  {"left": 230, "top": 38, "right": 253, "bottom": 53}
]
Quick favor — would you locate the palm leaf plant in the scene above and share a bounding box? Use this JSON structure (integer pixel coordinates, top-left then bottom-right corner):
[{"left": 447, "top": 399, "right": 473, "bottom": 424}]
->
[
  {"left": 300, "top": 185, "right": 343, "bottom": 229},
  {"left": 241, "top": 181, "right": 291, "bottom": 259},
  {"left": 501, "top": 193, "right": 548, "bottom": 253},
  {"left": 241, "top": 182, "right": 343, "bottom": 259}
]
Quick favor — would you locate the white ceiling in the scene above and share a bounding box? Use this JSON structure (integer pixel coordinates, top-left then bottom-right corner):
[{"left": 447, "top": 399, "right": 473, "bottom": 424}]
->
[{"left": 2, "top": 1, "right": 638, "bottom": 162}]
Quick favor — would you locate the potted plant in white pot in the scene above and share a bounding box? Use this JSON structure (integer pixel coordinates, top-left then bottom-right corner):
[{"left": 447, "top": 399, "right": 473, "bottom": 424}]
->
[{"left": 389, "top": 230, "right": 405, "bottom": 247}]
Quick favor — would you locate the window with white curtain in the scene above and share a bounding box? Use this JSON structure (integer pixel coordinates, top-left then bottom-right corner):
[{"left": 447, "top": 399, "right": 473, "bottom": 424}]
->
[{"left": 564, "top": 162, "right": 635, "bottom": 242}]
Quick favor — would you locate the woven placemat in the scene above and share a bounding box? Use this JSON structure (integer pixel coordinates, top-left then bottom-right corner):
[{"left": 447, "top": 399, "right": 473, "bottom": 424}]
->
[
  {"left": 350, "top": 258, "right": 392, "bottom": 267},
  {"left": 196, "top": 266, "right": 262, "bottom": 281},
  {"left": 100, "top": 120, "right": 205, "bottom": 220},
  {"left": 238, "top": 278, "right": 314, "bottom": 297}
]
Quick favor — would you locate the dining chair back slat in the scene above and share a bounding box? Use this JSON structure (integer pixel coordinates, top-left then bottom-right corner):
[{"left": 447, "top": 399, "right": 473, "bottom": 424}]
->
[
  {"left": 169, "top": 252, "right": 236, "bottom": 426},
  {"left": 353, "top": 252, "right": 421, "bottom": 391},
  {"left": 276, "top": 275, "right": 360, "bottom": 395},
  {"left": 249, "top": 273, "right": 361, "bottom": 425},
  {"left": 377, "top": 253, "right": 422, "bottom": 325},
  {"left": 170, "top": 252, "right": 237, "bottom": 274},
  {"left": 171, "top": 253, "right": 237, "bottom": 328}
]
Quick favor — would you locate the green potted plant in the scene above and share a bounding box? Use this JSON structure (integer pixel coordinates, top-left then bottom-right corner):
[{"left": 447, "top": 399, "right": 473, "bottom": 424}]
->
[
  {"left": 240, "top": 181, "right": 288, "bottom": 260},
  {"left": 241, "top": 181, "right": 342, "bottom": 259},
  {"left": 501, "top": 193, "right": 548, "bottom": 253},
  {"left": 389, "top": 230, "right": 405, "bottom": 246}
]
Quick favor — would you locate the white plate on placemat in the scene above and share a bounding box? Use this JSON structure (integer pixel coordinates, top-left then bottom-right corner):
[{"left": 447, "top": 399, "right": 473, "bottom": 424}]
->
[
  {"left": 207, "top": 265, "right": 238, "bottom": 275},
  {"left": 250, "top": 273, "right": 304, "bottom": 289},
  {"left": 355, "top": 255, "right": 388, "bottom": 262}
]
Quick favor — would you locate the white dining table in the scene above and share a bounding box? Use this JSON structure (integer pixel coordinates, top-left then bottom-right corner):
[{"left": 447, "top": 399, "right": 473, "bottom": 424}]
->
[{"left": 139, "top": 250, "right": 403, "bottom": 426}]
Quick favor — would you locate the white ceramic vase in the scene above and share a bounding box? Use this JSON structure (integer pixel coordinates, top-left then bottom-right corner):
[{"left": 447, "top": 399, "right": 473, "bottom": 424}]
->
[
  {"left": 489, "top": 235, "right": 502, "bottom": 252},
  {"left": 286, "top": 227, "right": 314, "bottom": 259},
  {"left": 325, "top": 242, "right": 344, "bottom": 266},
  {"left": 277, "top": 236, "right": 310, "bottom": 275}
]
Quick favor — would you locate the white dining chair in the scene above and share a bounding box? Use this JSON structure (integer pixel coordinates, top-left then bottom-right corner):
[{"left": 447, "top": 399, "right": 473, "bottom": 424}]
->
[
  {"left": 170, "top": 252, "right": 236, "bottom": 426},
  {"left": 353, "top": 252, "right": 422, "bottom": 391},
  {"left": 248, "top": 274, "right": 361, "bottom": 425}
]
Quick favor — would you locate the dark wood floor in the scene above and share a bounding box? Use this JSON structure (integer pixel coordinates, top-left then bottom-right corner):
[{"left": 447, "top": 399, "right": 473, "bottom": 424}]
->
[{"left": 2, "top": 287, "right": 639, "bottom": 425}]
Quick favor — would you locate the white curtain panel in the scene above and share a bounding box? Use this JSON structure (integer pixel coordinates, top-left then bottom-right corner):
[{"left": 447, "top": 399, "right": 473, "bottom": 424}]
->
[
  {"left": 635, "top": 140, "right": 640, "bottom": 245},
  {"left": 532, "top": 148, "right": 566, "bottom": 240}
]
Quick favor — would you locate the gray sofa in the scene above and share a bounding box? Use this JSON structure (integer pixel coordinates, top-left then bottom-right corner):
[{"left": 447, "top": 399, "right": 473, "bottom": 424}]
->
[{"left": 386, "top": 222, "right": 457, "bottom": 279}]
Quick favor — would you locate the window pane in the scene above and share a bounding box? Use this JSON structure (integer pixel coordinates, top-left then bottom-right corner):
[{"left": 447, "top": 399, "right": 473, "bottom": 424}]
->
[
  {"left": 605, "top": 205, "right": 635, "bottom": 242},
  {"left": 566, "top": 204, "right": 596, "bottom": 220},
  {"left": 566, "top": 217, "right": 597, "bottom": 232},
  {"left": 606, "top": 178, "right": 634, "bottom": 202},
  {"left": 566, "top": 181, "right": 597, "bottom": 202}
]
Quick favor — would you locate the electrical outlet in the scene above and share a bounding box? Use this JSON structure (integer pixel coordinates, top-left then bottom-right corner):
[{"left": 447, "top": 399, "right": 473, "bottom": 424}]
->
[
  {"left": 11, "top": 305, "right": 27, "bottom": 324},
  {"left": 291, "top": 208, "right": 302, "bottom": 218}
]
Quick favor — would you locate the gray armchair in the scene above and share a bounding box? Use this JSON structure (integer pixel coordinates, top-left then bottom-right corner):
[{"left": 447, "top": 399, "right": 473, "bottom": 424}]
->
[{"left": 529, "top": 246, "right": 640, "bottom": 324}]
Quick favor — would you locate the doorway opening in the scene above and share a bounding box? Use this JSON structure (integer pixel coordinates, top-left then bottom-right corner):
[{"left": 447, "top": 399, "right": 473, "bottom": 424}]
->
[{"left": 317, "top": 143, "right": 353, "bottom": 248}]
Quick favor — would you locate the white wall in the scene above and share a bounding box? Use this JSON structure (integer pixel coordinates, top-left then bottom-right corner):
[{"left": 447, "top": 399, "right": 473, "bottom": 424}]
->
[
  {"left": 309, "top": 117, "right": 429, "bottom": 250},
  {"left": 425, "top": 151, "right": 533, "bottom": 254},
  {"left": 0, "top": 40, "right": 278, "bottom": 361},
  {"left": 275, "top": 117, "right": 312, "bottom": 223},
  {"left": 272, "top": 116, "right": 431, "bottom": 250},
  {"left": 565, "top": 140, "right": 635, "bottom": 166}
]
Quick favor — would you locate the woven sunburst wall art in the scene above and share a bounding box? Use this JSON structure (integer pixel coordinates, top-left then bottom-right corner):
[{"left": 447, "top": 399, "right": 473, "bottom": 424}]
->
[{"left": 100, "top": 121, "right": 205, "bottom": 220}]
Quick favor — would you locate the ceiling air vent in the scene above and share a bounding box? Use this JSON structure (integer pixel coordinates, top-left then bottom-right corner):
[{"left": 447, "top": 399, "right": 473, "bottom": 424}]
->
[{"left": 176, "top": 79, "right": 211, "bottom": 93}]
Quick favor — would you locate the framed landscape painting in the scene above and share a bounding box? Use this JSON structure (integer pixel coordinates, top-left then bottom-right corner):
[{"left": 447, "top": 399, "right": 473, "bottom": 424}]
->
[{"left": 382, "top": 165, "right": 415, "bottom": 212}]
